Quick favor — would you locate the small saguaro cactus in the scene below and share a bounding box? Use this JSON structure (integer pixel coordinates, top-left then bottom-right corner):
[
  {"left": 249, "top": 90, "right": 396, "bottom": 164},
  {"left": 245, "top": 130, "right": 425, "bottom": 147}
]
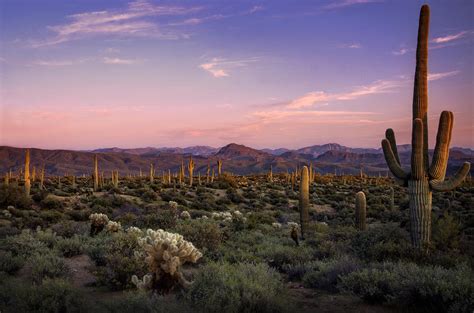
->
[
  {"left": 381, "top": 5, "right": 470, "bottom": 251},
  {"left": 40, "top": 167, "right": 45, "bottom": 190},
  {"left": 299, "top": 166, "right": 310, "bottom": 239},
  {"left": 217, "top": 159, "right": 222, "bottom": 176},
  {"left": 4, "top": 173, "right": 8, "bottom": 186},
  {"left": 93, "top": 154, "right": 99, "bottom": 191},
  {"left": 355, "top": 191, "right": 367, "bottom": 231},
  {"left": 150, "top": 164, "right": 154, "bottom": 184},
  {"left": 268, "top": 165, "right": 273, "bottom": 183},
  {"left": 24, "top": 149, "right": 31, "bottom": 196},
  {"left": 206, "top": 163, "right": 210, "bottom": 183},
  {"left": 188, "top": 157, "right": 195, "bottom": 186}
]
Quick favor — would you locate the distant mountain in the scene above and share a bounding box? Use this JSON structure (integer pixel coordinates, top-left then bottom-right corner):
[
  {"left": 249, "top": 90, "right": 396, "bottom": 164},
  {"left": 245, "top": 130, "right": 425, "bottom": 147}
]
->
[
  {"left": 261, "top": 148, "right": 290, "bottom": 156},
  {"left": 1, "top": 143, "right": 472, "bottom": 176},
  {"left": 297, "top": 143, "right": 378, "bottom": 157},
  {"left": 215, "top": 143, "right": 271, "bottom": 161},
  {"left": 93, "top": 146, "right": 217, "bottom": 156}
]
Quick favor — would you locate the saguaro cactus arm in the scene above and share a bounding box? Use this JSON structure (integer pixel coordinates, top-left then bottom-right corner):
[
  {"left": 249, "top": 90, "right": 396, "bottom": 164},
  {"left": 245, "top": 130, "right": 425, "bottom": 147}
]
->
[
  {"left": 430, "top": 162, "right": 470, "bottom": 192},
  {"left": 385, "top": 129, "right": 401, "bottom": 165},
  {"left": 381, "top": 138, "right": 408, "bottom": 180},
  {"left": 429, "top": 111, "right": 453, "bottom": 180}
]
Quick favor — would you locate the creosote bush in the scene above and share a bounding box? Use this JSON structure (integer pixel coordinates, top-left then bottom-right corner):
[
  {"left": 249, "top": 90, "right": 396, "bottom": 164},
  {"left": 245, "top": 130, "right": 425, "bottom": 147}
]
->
[{"left": 185, "top": 262, "right": 289, "bottom": 313}]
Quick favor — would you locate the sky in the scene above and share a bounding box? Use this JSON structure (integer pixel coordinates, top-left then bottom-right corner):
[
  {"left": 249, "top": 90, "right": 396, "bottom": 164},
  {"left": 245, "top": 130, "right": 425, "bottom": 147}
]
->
[{"left": 0, "top": 0, "right": 472, "bottom": 150}]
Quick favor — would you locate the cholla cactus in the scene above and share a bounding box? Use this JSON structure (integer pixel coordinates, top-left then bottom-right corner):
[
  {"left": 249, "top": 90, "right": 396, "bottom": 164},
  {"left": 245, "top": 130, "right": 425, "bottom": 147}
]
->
[
  {"left": 89, "top": 213, "right": 109, "bottom": 236},
  {"left": 272, "top": 222, "right": 282, "bottom": 229},
  {"left": 287, "top": 222, "right": 300, "bottom": 230},
  {"left": 106, "top": 221, "right": 122, "bottom": 232},
  {"left": 211, "top": 211, "right": 233, "bottom": 222},
  {"left": 169, "top": 201, "right": 178, "bottom": 210},
  {"left": 127, "top": 226, "right": 143, "bottom": 236},
  {"left": 135, "top": 229, "right": 202, "bottom": 291},
  {"left": 180, "top": 210, "right": 191, "bottom": 220},
  {"left": 131, "top": 274, "right": 153, "bottom": 291}
]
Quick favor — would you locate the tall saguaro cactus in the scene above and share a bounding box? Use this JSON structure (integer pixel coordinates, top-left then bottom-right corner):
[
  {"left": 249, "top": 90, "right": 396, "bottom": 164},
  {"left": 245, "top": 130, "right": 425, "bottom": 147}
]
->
[
  {"left": 355, "top": 191, "right": 366, "bottom": 231},
  {"left": 188, "top": 157, "right": 195, "bottom": 186},
  {"left": 93, "top": 154, "right": 99, "bottom": 191},
  {"left": 381, "top": 5, "right": 470, "bottom": 251},
  {"left": 299, "top": 166, "right": 310, "bottom": 239},
  {"left": 217, "top": 159, "right": 222, "bottom": 176},
  {"left": 24, "top": 149, "right": 31, "bottom": 196}
]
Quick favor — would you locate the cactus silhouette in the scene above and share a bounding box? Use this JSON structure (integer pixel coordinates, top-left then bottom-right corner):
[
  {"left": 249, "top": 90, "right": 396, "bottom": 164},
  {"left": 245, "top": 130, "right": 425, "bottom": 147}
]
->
[{"left": 381, "top": 5, "right": 470, "bottom": 251}]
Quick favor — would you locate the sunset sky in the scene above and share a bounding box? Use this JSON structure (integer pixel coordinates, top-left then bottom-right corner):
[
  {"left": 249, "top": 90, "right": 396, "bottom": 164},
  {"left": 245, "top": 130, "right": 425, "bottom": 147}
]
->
[{"left": 0, "top": 0, "right": 472, "bottom": 150}]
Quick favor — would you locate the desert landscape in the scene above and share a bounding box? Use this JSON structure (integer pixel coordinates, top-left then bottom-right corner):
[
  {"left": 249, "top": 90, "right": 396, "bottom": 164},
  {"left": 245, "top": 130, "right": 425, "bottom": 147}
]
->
[{"left": 0, "top": 1, "right": 473, "bottom": 313}]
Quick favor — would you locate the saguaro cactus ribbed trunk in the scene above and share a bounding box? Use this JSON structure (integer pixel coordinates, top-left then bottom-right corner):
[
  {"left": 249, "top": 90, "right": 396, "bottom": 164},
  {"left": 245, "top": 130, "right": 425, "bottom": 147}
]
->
[
  {"left": 381, "top": 5, "right": 470, "bottom": 251},
  {"left": 299, "top": 166, "right": 310, "bottom": 239},
  {"left": 93, "top": 154, "right": 99, "bottom": 191},
  {"left": 188, "top": 157, "right": 195, "bottom": 186},
  {"left": 217, "top": 160, "right": 222, "bottom": 176},
  {"left": 355, "top": 191, "right": 366, "bottom": 231},
  {"left": 24, "top": 149, "right": 31, "bottom": 196}
]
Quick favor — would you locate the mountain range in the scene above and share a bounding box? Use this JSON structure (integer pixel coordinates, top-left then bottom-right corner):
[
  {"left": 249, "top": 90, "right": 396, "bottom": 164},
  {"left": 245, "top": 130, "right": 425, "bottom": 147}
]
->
[{"left": 1, "top": 143, "right": 472, "bottom": 177}]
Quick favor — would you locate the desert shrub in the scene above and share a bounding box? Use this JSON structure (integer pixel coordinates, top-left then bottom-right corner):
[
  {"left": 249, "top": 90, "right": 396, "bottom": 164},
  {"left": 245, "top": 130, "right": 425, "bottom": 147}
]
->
[
  {"left": 85, "top": 233, "right": 110, "bottom": 266},
  {"left": 302, "top": 256, "right": 361, "bottom": 291},
  {"left": 51, "top": 220, "right": 89, "bottom": 237},
  {"left": 25, "top": 251, "right": 70, "bottom": 283},
  {"left": 214, "top": 173, "right": 238, "bottom": 189},
  {"left": 0, "top": 278, "right": 86, "bottom": 313},
  {"left": 0, "top": 185, "right": 32, "bottom": 209},
  {"left": 350, "top": 224, "right": 411, "bottom": 261},
  {"left": 95, "top": 232, "right": 146, "bottom": 290},
  {"left": 432, "top": 212, "right": 461, "bottom": 252},
  {"left": 339, "top": 261, "right": 474, "bottom": 312},
  {"left": 174, "top": 219, "right": 223, "bottom": 253},
  {"left": 185, "top": 262, "right": 288, "bottom": 313},
  {"left": 39, "top": 210, "right": 64, "bottom": 223},
  {"left": 0, "top": 250, "right": 24, "bottom": 274},
  {"left": 247, "top": 211, "right": 275, "bottom": 228},
  {"left": 257, "top": 243, "right": 313, "bottom": 271},
  {"left": 1, "top": 229, "right": 48, "bottom": 257},
  {"left": 55, "top": 235, "right": 86, "bottom": 257},
  {"left": 141, "top": 210, "right": 177, "bottom": 230},
  {"left": 141, "top": 189, "right": 158, "bottom": 202},
  {"left": 31, "top": 189, "right": 49, "bottom": 203},
  {"left": 40, "top": 196, "right": 62, "bottom": 210},
  {"left": 98, "top": 291, "right": 192, "bottom": 313}
]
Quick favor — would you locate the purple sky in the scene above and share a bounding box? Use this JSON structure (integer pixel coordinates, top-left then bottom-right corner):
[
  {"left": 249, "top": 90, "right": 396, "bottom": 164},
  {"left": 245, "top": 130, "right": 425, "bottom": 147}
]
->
[{"left": 0, "top": 0, "right": 472, "bottom": 150}]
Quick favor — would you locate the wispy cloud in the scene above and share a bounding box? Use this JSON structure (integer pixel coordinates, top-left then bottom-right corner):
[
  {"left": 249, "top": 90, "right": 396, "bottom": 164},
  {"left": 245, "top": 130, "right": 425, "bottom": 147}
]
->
[
  {"left": 287, "top": 80, "right": 400, "bottom": 109},
  {"left": 248, "top": 6, "right": 264, "bottom": 14},
  {"left": 432, "top": 31, "right": 468, "bottom": 44},
  {"left": 252, "top": 110, "right": 377, "bottom": 123},
  {"left": 32, "top": 0, "right": 200, "bottom": 47},
  {"left": 169, "top": 14, "right": 226, "bottom": 26},
  {"left": 340, "top": 43, "right": 362, "bottom": 49},
  {"left": 103, "top": 57, "right": 142, "bottom": 65},
  {"left": 428, "top": 70, "right": 460, "bottom": 81},
  {"left": 392, "top": 47, "right": 409, "bottom": 55},
  {"left": 324, "top": 0, "right": 382, "bottom": 10},
  {"left": 32, "top": 59, "right": 87, "bottom": 66},
  {"left": 199, "top": 57, "right": 259, "bottom": 78}
]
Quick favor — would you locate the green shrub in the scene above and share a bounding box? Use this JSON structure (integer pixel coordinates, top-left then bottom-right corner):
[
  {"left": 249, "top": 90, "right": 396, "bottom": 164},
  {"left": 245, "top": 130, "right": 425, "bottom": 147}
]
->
[
  {"left": 0, "top": 185, "right": 32, "bottom": 209},
  {"left": 40, "top": 197, "right": 63, "bottom": 210},
  {"left": 186, "top": 262, "right": 288, "bottom": 313},
  {"left": 97, "top": 292, "right": 192, "bottom": 313},
  {"left": 55, "top": 235, "right": 86, "bottom": 257},
  {"left": 26, "top": 252, "right": 70, "bottom": 283},
  {"left": 0, "top": 278, "right": 87, "bottom": 313},
  {"left": 1, "top": 229, "right": 48, "bottom": 257},
  {"left": 302, "top": 256, "right": 361, "bottom": 291},
  {"left": 432, "top": 212, "right": 461, "bottom": 252},
  {"left": 339, "top": 262, "right": 474, "bottom": 312},
  {"left": 350, "top": 224, "right": 411, "bottom": 261},
  {"left": 95, "top": 232, "right": 146, "bottom": 290},
  {"left": 0, "top": 250, "right": 24, "bottom": 274},
  {"left": 174, "top": 219, "right": 223, "bottom": 252}
]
